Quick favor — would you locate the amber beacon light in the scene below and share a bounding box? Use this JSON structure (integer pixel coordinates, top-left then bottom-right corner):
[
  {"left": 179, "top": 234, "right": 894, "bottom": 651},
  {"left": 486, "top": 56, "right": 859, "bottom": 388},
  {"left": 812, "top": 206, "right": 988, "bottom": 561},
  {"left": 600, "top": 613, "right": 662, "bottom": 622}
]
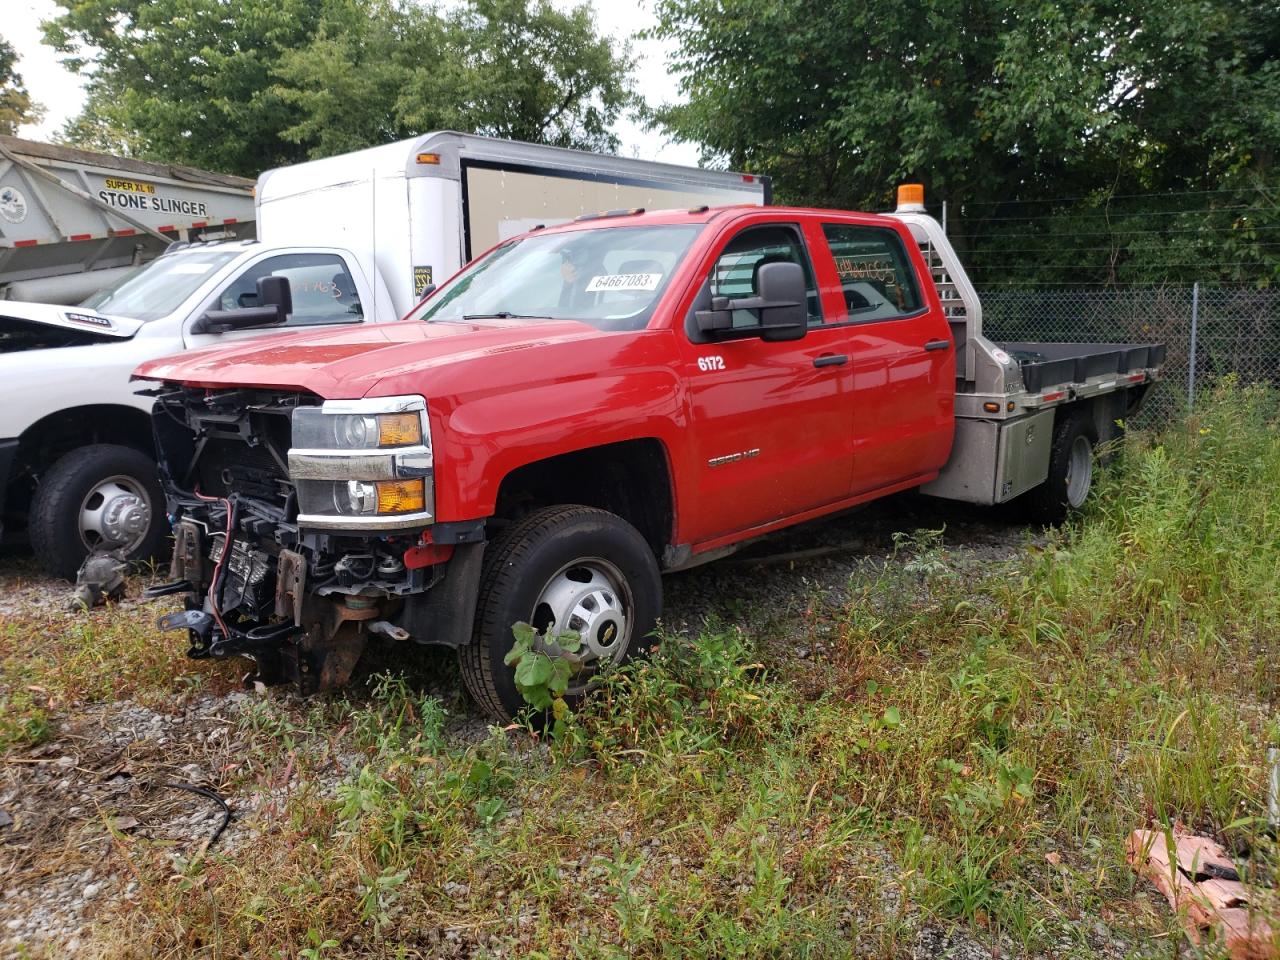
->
[{"left": 896, "top": 183, "right": 926, "bottom": 213}]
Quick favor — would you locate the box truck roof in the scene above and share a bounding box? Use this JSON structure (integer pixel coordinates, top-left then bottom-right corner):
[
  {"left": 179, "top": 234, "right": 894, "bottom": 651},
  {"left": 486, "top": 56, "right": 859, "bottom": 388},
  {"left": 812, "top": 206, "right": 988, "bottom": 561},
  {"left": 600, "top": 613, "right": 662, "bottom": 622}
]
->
[{"left": 255, "top": 131, "right": 769, "bottom": 202}]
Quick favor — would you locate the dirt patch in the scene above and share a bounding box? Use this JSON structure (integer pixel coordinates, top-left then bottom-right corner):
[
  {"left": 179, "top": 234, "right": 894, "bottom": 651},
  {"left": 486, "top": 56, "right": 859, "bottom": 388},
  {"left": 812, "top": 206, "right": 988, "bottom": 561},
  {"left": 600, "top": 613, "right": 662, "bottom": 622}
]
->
[{"left": 0, "top": 693, "right": 262, "bottom": 955}]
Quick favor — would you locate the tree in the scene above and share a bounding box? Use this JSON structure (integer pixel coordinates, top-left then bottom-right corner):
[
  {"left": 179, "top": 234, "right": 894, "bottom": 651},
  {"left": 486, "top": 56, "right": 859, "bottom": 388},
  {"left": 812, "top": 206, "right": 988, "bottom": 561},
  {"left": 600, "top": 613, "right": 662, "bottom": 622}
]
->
[
  {"left": 649, "top": 0, "right": 1280, "bottom": 285},
  {"left": 43, "top": 0, "right": 632, "bottom": 176},
  {"left": 43, "top": 0, "right": 334, "bottom": 173},
  {"left": 273, "top": 0, "right": 632, "bottom": 158},
  {"left": 0, "top": 36, "right": 44, "bottom": 136},
  {"left": 412, "top": 0, "right": 632, "bottom": 152}
]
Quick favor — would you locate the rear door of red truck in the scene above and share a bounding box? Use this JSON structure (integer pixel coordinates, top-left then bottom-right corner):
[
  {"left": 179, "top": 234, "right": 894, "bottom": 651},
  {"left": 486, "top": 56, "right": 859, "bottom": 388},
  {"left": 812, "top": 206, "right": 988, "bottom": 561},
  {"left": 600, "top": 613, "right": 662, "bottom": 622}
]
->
[{"left": 811, "top": 212, "right": 956, "bottom": 494}]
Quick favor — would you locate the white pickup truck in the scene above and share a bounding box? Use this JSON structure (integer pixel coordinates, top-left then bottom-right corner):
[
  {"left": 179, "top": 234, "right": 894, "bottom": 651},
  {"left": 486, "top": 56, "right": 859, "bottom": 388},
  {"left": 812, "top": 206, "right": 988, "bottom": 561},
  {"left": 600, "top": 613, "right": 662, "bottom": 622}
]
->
[{"left": 0, "top": 131, "right": 768, "bottom": 578}]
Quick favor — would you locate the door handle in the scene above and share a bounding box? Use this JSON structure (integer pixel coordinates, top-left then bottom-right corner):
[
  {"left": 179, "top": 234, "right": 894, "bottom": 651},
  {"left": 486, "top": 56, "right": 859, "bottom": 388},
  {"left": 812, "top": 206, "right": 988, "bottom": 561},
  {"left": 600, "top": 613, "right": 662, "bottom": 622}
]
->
[
  {"left": 813, "top": 354, "right": 849, "bottom": 368},
  {"left": 924, "top": 338, "right": 951, "bottom": 352}
]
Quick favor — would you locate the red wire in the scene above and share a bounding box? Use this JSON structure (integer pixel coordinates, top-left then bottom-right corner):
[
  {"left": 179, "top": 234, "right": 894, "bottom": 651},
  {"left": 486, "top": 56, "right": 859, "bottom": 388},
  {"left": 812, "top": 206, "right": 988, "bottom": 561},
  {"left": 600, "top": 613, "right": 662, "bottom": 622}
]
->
[{"left": 193, "top": 488, "right": 234, "bottom": 639}]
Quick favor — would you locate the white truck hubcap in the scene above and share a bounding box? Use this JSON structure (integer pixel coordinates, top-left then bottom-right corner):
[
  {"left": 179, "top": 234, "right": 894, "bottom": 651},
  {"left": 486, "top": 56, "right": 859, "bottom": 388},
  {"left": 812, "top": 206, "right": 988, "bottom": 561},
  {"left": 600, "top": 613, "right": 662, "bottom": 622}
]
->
[{"left": 80, "top": 476, "right": 151, "bottom": 551}]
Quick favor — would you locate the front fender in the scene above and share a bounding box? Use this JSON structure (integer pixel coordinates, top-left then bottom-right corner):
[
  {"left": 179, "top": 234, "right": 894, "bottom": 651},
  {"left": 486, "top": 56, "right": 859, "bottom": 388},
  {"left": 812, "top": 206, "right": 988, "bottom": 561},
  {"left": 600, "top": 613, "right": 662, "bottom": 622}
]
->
[{"left": 436, "top": 367, "right": 687, "bottom": 519}]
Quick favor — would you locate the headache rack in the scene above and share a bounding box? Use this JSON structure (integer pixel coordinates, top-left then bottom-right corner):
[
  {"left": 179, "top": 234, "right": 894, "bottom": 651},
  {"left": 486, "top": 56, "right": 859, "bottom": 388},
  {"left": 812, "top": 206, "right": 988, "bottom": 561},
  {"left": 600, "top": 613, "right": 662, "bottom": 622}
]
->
[{"left": 886, "top": 194, "right": 1163, "bottom": 419}]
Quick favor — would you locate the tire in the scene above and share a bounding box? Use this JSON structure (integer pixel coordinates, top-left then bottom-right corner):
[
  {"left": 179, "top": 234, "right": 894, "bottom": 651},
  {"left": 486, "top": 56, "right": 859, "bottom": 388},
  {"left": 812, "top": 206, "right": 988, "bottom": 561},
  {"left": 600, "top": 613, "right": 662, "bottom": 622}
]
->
[
  {"left": 459, "top": 505, "right": 662, "bottom": 722},
  {"left": 1022, "top": 412, "right": 1098, "bottom": 524},
  {"left": 29, "top": 444, "right": 168, "bottom": 581}
]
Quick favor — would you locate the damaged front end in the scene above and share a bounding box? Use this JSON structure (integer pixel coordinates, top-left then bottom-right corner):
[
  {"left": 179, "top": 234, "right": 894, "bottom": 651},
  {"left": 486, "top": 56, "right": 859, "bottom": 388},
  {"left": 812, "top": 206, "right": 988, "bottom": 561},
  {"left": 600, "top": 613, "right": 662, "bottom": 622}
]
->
[{"left": 149, "top": 386, "right": 484, "bottom": 693}]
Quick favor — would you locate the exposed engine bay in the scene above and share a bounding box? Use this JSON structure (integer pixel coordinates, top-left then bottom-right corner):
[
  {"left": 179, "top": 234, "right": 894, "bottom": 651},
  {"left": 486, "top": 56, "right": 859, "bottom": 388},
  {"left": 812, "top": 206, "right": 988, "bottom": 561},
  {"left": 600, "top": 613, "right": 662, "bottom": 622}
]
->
[
  {"left": 149, "top": 386, "right": 484, "bottom": 692},
  {"left": 0, "top": 314, "right": 118, "bottom": 353}
]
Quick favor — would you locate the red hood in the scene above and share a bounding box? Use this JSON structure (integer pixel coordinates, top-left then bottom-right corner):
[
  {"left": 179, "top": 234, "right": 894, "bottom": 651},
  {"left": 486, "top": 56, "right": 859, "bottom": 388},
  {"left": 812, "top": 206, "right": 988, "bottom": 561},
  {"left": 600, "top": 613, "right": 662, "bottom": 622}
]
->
[{"left": 134, "top": 319, "right": 608, "bottom": 397}]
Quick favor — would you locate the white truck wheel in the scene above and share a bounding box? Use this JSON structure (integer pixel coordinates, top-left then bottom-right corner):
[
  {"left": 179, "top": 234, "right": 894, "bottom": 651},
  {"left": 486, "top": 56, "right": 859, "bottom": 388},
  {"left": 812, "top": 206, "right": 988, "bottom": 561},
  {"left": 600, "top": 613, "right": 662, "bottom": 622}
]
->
[{"left": 29, "top": 444, "right": 168, "bottom": 581}]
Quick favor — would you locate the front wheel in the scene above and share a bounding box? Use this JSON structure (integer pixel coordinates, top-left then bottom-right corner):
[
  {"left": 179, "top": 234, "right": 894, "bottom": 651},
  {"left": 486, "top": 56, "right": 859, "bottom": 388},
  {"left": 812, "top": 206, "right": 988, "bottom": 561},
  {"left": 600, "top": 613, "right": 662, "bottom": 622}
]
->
[
  {"left": 1022, "top": 413, "right": 1098, "bottom": 524},
  {"left": 459, "top": 505, "right": 662, "bottom": 721},
  {"left": 29, "top": 444, "right": 168, "bottom": 581}
]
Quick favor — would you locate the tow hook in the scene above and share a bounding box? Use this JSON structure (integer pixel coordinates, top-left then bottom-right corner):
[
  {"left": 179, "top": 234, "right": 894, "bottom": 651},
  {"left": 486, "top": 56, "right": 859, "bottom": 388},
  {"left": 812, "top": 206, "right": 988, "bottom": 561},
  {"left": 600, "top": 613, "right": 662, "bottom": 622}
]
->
[
  {"left": 371, "top": 619, "right": 409, "bottom": 642},
  {"left": 369, "top": 620, "right": 410, "bottom": 642}
]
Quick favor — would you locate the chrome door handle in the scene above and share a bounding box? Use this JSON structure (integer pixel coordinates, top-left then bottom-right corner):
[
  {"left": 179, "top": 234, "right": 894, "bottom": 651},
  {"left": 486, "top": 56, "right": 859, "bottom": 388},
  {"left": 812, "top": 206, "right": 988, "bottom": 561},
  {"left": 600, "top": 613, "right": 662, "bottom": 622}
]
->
[
  {"left": 813, "top": 354, "right": 849, "bottom": 368},
  {"left": 924, "top": 339, "right": 951, "bottom": 351}
]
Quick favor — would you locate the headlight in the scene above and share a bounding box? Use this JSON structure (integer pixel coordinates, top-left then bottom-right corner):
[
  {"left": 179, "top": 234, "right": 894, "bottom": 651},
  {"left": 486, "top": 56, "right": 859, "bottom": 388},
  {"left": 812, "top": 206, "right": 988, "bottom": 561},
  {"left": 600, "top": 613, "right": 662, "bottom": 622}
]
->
[
  {"left": 288, "top": 395, "right": 435, "bottom": 530},
  {"left": 293, "top": 408, "right": 425, "bottom": 450}
]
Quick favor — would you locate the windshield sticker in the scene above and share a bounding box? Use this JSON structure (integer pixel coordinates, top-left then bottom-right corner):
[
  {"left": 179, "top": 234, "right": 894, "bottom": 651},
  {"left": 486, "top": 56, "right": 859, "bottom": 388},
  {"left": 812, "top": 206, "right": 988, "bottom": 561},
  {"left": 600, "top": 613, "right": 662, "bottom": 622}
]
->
[
  {"left": 65, "top": 312, "right": 112, "bottom": 328},
  {"left": 585, "top": 273, "right": 662, "bottom": 293},
  {"left": 170, "top": 262, "right": 218, "bottom": 274}
]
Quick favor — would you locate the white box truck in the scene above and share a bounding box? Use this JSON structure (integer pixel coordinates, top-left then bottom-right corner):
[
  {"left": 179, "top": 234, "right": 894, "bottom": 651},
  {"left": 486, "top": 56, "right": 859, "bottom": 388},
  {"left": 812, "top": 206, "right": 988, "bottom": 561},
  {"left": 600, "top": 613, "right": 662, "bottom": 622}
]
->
[
  {"left": 0, "top": 132, "right": 768, "bottom": 578},
  {"left": 256, "top": 130, "right": 770, "bottom": 320}
]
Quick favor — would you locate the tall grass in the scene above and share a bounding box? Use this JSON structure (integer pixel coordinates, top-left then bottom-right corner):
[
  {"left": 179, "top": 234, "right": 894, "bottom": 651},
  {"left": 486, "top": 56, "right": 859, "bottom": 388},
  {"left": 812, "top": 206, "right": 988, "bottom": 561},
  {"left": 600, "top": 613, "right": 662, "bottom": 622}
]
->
[{"left": 83, "top": 382, "right": 1280, "bottom": 958}]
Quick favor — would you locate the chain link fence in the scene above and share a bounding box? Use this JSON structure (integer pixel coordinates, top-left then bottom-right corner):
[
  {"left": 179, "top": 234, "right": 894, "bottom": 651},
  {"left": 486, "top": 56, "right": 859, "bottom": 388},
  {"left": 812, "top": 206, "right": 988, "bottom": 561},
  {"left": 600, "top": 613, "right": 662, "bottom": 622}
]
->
[{"left": 977, "top": 285, "right": 1280, "bottom": 422}]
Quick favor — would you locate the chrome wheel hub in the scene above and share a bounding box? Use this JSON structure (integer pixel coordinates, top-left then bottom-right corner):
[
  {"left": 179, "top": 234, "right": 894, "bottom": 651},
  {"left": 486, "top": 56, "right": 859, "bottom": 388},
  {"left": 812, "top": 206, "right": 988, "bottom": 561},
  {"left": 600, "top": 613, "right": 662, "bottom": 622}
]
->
[
  {"left": 80, "top": 476, "right": 151, "bottom": 551},
  {"left": 531, "top": 559, "right": 632, "bottom": 687}
]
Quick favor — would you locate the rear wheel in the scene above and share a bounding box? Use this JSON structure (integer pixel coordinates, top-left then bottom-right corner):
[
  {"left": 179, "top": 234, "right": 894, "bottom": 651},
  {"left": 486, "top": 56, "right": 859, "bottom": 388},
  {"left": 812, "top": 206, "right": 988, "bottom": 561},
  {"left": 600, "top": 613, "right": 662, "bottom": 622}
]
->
[
  {"left": 1023, "top": 413, "right": 1098, "bottom": 524},
  {"left": 459, "top": 505, "right": 661, "bottom": 721},
  {"left": 29, "top": 444, "right": 167, "bottom": 580}
]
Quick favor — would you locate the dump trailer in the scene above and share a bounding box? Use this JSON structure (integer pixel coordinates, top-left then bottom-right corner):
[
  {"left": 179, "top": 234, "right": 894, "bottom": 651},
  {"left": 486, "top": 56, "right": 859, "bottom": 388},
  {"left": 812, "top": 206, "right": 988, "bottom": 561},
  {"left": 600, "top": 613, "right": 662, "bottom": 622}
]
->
[{"left": 0, "top": 136, "right": 255, "bottom": 303}]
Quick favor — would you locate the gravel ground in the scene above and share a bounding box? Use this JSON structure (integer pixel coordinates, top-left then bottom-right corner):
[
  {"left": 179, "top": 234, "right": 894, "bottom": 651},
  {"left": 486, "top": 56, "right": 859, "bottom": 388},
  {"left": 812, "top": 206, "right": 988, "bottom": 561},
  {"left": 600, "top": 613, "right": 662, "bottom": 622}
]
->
[{"left": 0, "top": 496, "right": 1046, "bottom": 957}]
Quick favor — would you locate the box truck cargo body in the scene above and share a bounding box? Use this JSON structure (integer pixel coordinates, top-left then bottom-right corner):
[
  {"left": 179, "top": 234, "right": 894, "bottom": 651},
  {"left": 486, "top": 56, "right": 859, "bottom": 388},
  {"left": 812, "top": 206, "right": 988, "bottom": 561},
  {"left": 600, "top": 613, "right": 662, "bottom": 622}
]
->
[{"left": 255, "top": 131, "right": 769, "bottom": 320}]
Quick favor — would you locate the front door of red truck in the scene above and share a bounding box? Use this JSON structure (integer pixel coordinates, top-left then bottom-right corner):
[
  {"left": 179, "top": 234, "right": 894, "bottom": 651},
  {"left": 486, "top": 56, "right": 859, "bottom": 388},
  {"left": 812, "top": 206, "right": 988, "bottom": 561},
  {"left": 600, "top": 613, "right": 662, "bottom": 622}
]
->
[
  {"left": 677, "top": 217, "right": 855, "bottom": 544},
  {"left": 811, "top": 218, "right": 955, "bottom": 493}
]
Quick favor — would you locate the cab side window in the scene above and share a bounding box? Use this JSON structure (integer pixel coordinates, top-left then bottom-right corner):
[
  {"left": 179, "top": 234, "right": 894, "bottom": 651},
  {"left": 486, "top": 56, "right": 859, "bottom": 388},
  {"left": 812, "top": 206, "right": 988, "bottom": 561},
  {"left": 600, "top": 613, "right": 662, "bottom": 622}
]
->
[
  {"left": 711, "top": 225, "right": 823, "bottom": 327},
  {"left": 218, "top": 253, "right": 364, "bottom": 327},
  {"left": 821, "top": 224, "right": 922, "bottom": 322}
]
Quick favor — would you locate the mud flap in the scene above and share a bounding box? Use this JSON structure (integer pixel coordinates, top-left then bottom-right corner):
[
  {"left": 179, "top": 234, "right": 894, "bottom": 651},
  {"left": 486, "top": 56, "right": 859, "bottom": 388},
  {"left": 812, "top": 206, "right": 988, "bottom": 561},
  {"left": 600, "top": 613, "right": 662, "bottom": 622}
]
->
[{"left": 394, "top": 542, "right": 486, "bottom": 647}]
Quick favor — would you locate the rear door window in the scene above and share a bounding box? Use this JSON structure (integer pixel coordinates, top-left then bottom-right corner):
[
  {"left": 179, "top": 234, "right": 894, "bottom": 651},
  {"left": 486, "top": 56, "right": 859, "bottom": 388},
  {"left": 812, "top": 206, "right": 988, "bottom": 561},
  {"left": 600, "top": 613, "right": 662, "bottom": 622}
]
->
[{"left": 821, "top": 224, "right": 922, "bottom": 322}]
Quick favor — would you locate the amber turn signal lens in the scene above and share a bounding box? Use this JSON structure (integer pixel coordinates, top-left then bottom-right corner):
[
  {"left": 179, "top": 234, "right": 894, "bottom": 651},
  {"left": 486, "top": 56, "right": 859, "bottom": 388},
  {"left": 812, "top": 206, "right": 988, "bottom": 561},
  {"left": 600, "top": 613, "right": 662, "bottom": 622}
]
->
[
  {"left": 375, "top": 479, "right": 426, "bottom": 514},
  {"left": 377, "top": 413, "right": 422, "bottom": 447}
]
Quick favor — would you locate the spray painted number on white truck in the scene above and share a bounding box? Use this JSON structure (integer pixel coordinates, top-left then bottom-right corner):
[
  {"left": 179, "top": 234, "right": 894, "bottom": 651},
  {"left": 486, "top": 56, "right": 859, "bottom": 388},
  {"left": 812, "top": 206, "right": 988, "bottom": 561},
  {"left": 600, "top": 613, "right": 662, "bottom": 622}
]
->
[{"left": 697, "top": 355, "right": 726, "bottom": 372}]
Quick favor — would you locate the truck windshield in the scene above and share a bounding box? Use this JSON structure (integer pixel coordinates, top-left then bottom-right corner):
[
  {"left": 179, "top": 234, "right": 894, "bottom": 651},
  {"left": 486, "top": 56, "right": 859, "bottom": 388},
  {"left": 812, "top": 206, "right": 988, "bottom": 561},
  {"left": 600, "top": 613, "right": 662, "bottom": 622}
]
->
[
  {"left": 415, "top": 224, "right": 701, "bottom": 331},
  {"left": 80, "top": 249, "right": 241, "bottom": 322}
]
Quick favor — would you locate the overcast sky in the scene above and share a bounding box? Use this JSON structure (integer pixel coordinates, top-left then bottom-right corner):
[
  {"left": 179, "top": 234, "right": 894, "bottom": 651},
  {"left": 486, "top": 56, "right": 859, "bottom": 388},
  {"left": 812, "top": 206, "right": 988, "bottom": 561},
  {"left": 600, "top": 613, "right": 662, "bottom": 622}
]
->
[{"left": 7, "top": 0, "right": 701, "bottom": 167}]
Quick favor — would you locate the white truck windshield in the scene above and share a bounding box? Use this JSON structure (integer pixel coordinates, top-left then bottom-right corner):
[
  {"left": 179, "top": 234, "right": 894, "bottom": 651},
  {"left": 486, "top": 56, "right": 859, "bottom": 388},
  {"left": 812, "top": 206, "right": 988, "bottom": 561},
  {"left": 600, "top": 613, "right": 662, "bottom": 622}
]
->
[
  {"left": 81, "top": 250, "right": 241, "bottom": 322},
  {"left": 416, "top": 224, "right": 701, "bottom": 331}
]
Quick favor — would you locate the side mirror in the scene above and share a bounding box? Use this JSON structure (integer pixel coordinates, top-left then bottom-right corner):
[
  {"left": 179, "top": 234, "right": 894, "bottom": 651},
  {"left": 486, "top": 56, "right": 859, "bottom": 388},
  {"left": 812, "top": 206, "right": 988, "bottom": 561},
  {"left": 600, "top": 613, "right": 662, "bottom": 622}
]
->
[
  {"left": 192, "top": 274, "right": 293, "bottom": 334},
  {"left": 694, "top": 261, "right": 808, "bottom": 342},
  {"left": 418, "top": 283, "right": 437, "bottom": 302},
  {"left": 755, "top": 261, "right": 807, "bottom": 342}
]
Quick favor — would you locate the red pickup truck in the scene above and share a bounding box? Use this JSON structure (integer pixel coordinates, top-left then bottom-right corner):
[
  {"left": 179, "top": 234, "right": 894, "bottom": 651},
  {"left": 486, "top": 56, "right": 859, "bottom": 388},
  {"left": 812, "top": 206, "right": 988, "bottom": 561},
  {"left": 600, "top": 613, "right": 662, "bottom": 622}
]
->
[{"left": 137, "top": 187, "right": 1162, "bottom": 719}]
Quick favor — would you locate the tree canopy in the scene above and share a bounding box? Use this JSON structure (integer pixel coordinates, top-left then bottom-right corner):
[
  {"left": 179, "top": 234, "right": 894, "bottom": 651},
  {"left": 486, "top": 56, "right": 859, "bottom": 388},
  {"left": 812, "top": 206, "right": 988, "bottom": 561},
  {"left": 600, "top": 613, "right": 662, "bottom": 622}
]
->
[
  {"left": 43, "top": 0, "right": 632, "bottom": 176},
  {"left": 650, "top": 0, "right": 1280, "bottom": 285},
  {"left": 0, "top": 36, "right": 44, "bottom": 136}
]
